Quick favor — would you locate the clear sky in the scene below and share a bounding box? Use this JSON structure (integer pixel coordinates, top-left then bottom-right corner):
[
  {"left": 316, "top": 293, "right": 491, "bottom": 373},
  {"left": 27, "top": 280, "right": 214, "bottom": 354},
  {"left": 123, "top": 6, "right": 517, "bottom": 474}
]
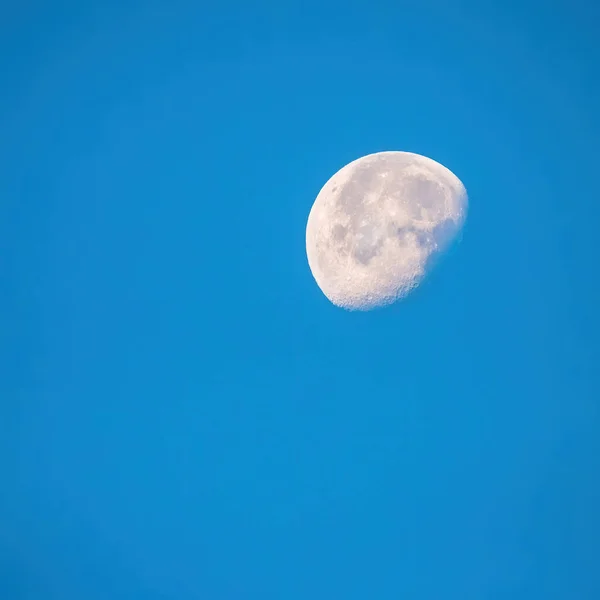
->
[{"left": 2, "top": 1, "right": 599, "bottom": 598}]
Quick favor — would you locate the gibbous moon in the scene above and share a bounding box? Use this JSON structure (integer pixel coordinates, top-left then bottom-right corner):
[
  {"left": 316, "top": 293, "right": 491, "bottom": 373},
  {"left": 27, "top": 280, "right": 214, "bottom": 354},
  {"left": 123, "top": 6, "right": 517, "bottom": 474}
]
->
[{"left": 305, "top": 151, "right": 468, "bottom": 310}]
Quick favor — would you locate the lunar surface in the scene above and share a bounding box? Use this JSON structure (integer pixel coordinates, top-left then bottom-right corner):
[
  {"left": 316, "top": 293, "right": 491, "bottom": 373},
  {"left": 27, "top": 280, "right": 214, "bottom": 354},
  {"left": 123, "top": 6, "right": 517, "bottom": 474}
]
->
[{"left": 305, "top": 151, "right": 468, "bottom": 310}]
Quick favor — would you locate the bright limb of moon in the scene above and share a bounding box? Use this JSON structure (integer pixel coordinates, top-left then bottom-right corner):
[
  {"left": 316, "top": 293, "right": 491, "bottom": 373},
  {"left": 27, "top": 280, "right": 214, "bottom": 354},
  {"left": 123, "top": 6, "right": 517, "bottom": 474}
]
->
[{"left": 305, "top": 151, "right": 468, "bottom": 310}]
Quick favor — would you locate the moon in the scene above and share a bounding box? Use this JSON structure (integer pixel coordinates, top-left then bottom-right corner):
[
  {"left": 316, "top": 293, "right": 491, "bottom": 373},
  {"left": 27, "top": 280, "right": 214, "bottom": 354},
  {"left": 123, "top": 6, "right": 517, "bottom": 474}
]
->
[{"left": 305, "top": 151, "right": 468, "bottom": 310}]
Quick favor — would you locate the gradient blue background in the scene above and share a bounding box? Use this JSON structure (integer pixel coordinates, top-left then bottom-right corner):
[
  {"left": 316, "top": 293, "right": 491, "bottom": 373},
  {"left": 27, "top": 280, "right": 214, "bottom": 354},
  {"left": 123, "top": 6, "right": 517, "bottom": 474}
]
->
[{"left": 2, "top": 1, "right": 599, "bottom": 598}]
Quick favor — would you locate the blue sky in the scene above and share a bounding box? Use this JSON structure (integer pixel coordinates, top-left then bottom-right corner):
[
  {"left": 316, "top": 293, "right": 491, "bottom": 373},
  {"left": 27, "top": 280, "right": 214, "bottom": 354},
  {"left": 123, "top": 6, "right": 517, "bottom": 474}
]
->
[{"left": 1, "top": 1, "right": 599, "bottom": 598}]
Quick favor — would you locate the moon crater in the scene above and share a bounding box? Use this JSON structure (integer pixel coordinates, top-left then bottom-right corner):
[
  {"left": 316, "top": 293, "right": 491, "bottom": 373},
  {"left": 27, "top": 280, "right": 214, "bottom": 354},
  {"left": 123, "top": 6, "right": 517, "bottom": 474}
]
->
[{"left": 305, "top": 151, "right": 468, "bottom": 310}]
